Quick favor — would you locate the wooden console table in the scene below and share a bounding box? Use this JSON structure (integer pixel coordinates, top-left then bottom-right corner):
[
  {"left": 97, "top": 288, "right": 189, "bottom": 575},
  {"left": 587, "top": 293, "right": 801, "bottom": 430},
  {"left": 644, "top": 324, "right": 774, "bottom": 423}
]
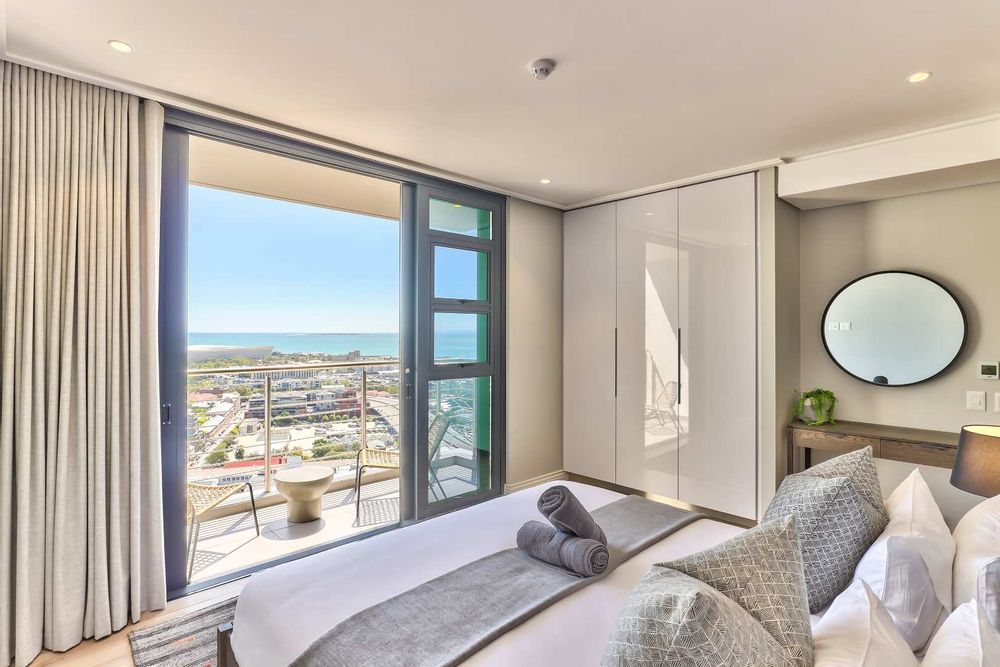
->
[{"left": 787, "top": 420, "right": 958, "bottom": 475}]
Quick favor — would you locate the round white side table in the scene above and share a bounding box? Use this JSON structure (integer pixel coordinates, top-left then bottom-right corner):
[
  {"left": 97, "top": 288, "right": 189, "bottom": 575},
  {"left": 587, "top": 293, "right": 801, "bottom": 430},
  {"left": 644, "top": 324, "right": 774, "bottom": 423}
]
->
[{"left": 273, "top": 466, "right": 334, "bottom": 523}]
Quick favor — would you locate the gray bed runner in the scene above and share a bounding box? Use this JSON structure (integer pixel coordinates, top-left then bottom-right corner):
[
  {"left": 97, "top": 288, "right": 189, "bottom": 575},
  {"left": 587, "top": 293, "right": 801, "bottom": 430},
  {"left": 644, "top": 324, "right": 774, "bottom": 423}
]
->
[{"left": 291, "top": 495, "right": 703, "bottom": 667}]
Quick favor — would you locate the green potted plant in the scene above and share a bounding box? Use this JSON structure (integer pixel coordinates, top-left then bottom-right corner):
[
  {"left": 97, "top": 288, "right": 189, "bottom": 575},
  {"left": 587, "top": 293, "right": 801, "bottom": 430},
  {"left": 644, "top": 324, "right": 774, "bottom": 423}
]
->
[{"left": 793, "top": 388, "right": 837, "bottom": 426}]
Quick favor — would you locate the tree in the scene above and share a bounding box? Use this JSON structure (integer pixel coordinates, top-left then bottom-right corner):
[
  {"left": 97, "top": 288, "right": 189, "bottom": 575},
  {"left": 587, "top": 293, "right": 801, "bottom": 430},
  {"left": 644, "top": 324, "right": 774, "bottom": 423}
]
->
[
  {"left": 205, "top": 449, "right": 228, "bottom": 465},
  {"left": 234, "top": 447, "right": 245, "bottom": 460},
  {"left": 311, "top": 438, "right": 333, "bottom": 460},
  {"left": 189, "top": 355, "right": 256, "bottom": 370}
]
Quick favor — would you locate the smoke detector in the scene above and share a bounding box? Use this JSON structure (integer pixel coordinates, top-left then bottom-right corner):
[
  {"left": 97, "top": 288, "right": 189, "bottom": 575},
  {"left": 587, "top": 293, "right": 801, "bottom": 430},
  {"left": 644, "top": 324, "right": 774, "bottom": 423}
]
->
[{"left": 529, "top": 59, "right": 556, "bottom": 80}]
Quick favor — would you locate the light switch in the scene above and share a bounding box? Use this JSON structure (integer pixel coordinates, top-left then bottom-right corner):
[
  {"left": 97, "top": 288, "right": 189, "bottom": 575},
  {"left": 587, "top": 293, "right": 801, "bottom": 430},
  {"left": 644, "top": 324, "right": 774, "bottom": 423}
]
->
[
  {"left": 967, "top": 390, "right": 987, "bottom": 411},
  {"left": 840, "top": 322, "right": 852, "bottom": 331}
]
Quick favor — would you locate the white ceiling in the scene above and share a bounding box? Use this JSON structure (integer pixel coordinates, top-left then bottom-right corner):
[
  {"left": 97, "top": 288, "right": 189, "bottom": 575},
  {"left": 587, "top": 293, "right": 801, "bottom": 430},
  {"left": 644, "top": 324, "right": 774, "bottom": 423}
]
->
[
  {"left": 4, "top": 0, "right": 1000, "bottom": 208},
  {"left": 190, "top": 136, "right": 400, "bottom": 220}
]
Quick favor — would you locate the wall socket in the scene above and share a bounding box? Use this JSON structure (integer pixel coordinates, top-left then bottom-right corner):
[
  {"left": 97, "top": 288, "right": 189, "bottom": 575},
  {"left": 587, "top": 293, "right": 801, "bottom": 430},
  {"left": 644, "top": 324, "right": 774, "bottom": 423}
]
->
[{"left": 967, "top": 390, "right": 987, "bottom": 411}]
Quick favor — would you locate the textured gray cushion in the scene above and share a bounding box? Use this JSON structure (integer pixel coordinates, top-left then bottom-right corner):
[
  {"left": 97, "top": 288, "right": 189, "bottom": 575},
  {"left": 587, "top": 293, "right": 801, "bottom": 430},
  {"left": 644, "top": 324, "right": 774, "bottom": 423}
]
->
[
  {"left": 601, "top": 516, "right": 812, "bottom": 667},
  {"left": 764, "top": 446, "right": 888, "bottom": 612}
]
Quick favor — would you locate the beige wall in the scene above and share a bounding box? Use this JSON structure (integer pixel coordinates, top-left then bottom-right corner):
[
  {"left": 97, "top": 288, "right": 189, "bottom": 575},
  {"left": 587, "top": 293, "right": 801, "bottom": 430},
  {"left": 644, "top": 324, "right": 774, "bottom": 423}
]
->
[
  {"left": 505, "top": 198, "right": 564, "bottom": 487},
  {"left": 757, "top": 169, "right": 802, "bottom": 514},
  {"left": 772, "top": 197, "right": 802, "bottom": 490},
  {"left": 799, "top": 181, "right": 1000, "bottom": 525}
]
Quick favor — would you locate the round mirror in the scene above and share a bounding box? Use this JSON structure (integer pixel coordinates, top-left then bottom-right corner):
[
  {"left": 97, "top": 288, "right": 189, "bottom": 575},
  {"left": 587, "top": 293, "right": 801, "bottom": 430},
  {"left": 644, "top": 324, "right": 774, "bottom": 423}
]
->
[{"left": 822, "top": 271, "right": 966, "bottom": 386}]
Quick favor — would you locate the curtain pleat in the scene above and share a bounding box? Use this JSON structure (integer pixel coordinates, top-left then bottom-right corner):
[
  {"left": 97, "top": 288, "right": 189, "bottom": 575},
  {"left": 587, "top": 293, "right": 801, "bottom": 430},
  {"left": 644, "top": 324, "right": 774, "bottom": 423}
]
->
[{"left": 0, "top": 60, "right": 166, "bottom": 667}]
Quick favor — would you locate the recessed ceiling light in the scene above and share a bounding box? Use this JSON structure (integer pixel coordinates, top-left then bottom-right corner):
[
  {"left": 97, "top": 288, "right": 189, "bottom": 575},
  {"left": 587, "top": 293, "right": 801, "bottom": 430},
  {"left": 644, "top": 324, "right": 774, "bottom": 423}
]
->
[
  {"left": 107, "top": 40, "right": 133, "bottom": 53},
  {"left": 644, "top": 212, "right": 654, "bottom": 216},
  {"left": 906, "top": 71, "right": 932, "bottom": 83},
  {"left": 539, "top": 178, "right": 551, "bottom": 184}
]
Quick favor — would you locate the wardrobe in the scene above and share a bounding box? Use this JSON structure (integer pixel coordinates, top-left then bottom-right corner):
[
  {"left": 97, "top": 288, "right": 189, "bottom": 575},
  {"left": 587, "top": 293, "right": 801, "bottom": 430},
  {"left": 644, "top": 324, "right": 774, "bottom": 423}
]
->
[{"left": 563, "top": 173, "right": 758, "bottom": 520}]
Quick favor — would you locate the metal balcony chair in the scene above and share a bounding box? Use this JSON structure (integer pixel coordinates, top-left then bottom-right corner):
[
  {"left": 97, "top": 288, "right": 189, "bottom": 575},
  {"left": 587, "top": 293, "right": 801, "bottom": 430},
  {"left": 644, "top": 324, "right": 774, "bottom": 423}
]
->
[
  {"left": 185, "top": 480, "right": 260, "bottom": 583},
  {"left": 426, "top": 412, "right": 452, "bottom": 500},
  {"left": 354, "top": 412, "right": 452, "bottom": 520},
  {"left": 354, "top": 447, "right": 400, "bottom": 521}
]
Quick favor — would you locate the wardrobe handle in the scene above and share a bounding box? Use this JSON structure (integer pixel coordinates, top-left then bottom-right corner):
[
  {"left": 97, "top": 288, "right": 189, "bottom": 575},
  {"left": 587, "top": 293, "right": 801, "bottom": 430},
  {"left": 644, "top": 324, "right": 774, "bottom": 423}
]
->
[
  {"left": 613, "top": 327, "right": 618, "bottom": 397},
  {"left": 677, "top": 327, "right": 682, "bottom": 405}
]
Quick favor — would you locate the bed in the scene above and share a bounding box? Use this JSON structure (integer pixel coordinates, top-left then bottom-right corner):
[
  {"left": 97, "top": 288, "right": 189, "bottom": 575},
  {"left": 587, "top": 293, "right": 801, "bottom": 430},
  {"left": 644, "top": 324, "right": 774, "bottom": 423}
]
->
[{"left": 227, "top": 481, "right": 770, "bottom": 666}]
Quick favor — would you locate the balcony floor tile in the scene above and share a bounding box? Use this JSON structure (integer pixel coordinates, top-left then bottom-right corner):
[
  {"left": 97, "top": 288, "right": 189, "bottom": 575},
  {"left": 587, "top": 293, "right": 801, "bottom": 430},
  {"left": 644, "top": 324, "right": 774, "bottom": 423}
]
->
[{"left": 190, "top": 478, "right": 400, "bottom": 583}]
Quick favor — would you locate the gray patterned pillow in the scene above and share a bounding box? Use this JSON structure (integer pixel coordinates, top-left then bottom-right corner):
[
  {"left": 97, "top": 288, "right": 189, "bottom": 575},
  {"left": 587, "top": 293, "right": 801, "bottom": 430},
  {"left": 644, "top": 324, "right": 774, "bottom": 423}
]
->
[
  {"left": 763, "top": 446, "right": 888, "bottom": 612},
  {"left": 979, "top": 555, "right": 1000, "bottom": 632},
  {"left": 601, "top": 516, "right": 811, "bottom": 667}
]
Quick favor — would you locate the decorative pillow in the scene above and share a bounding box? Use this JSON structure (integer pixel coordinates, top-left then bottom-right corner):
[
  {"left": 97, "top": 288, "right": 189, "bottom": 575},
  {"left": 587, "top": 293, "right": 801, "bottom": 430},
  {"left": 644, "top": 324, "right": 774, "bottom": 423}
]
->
[
  {"left": 601, "top": 515, "right": 812, "bottom": 667},
  {"left": 922, "top": 599, "right": 1000, "bottom": 667},
  {"left": 600, "top": 569, "right": 791, "bottom": 667},
  {"left": 852, "top": 469, "right": 955, "bottom": 650},
  {"left": 954, "top": 494, "right": 1000, "bottom": 609},
  {"left": 764, "top": 446, "right": 889, "bottom": 612},
  {"left": 980, "top": 556, "right": 1000, "bottom": 633},
  {"left": 812, "top": 579, "right": 918, "bottom": 667}
]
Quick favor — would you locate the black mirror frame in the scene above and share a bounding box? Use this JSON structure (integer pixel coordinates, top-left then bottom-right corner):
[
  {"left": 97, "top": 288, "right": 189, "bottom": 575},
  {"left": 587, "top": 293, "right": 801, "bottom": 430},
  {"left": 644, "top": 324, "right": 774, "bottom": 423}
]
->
[{"left": 820, "top": 270, "right": 968, "bottom": 387}]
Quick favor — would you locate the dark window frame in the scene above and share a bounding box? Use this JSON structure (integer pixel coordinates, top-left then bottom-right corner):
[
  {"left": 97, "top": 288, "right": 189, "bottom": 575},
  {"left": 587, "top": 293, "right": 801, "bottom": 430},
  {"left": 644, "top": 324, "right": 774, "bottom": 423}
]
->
[
  {"left": 159, "top": 110, "right": 506, "bottom": 598},
  {"left": 415, "top": 184, "right": 506, "bottom": 519}
]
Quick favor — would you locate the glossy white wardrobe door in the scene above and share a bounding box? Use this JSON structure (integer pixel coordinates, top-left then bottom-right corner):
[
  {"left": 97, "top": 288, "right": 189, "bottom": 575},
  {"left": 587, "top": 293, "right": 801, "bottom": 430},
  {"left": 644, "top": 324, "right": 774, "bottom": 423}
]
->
[
  {"left": 563, "top": 203, "right": 616, "bottom": 483},
  {"left": 615, "top": 190, "right": 680, "bottom": 498},
  {"left": 678, "top": 173, "right": 757, "bottom": 519}
]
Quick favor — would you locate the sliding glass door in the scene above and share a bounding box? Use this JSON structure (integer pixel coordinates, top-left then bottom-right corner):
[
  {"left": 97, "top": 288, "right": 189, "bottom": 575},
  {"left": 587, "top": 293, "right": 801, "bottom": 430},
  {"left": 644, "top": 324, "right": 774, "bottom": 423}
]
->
[
  {"left": 159, "top": 111, "right": 505, "bottom": 594},
  {"left": 415, "top": 186, "right": 505, "bottom": 518},
  {"left": 161, "top": 129, "right": 408, "bottom": 591}
]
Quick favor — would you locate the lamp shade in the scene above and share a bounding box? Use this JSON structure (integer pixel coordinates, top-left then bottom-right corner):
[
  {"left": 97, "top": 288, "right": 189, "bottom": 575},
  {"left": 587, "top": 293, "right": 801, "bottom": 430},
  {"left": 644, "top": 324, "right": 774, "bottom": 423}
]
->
[{"left": 951, "top": 425, "right": 1000, "bottom": 497}]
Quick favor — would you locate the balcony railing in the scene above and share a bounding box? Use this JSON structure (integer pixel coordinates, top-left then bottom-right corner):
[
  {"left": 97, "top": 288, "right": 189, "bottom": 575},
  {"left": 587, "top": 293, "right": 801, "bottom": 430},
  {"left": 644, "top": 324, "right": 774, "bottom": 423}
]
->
[{"left": 186, "top": 360, "right": 401, "bottom": 493}]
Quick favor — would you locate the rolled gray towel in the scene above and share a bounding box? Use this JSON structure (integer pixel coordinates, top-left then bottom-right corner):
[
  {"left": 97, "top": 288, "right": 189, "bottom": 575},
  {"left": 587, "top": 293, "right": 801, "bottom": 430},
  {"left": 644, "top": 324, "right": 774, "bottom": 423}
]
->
[
  {"left": 538, "top": 485, "right": 607, "bottom": 545},
  {"left": 516, "top": 520, "right": 609, "bottom": 577}
]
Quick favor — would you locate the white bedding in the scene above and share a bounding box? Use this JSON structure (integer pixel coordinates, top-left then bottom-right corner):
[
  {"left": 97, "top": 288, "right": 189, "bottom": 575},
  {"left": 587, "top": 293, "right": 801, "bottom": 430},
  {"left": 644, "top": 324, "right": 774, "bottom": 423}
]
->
[{"left": 232, "top": 481, "right": 753, "bottom": 666}]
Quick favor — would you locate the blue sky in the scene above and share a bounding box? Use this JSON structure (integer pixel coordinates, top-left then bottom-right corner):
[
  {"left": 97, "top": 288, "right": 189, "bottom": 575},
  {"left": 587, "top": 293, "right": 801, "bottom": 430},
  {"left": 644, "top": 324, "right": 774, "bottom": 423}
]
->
[
  {"left": 189, "top": 185, "right": 401, "bottom": 333},
  {"left": 188, "top": 185, "right": 481, "bottom": 333}
]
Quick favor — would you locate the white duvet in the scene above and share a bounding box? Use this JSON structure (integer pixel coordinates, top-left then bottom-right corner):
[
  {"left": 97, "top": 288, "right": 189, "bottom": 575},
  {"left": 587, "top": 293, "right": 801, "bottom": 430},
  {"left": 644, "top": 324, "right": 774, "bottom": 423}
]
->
[{"left": 232, "top": 481, "right": 751, "bottom": 666}]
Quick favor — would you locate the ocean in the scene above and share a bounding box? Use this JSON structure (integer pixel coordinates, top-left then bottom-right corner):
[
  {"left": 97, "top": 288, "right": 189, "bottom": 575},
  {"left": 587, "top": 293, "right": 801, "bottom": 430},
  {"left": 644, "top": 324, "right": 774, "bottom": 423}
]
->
[{"left": 188, "top": 332, "right": 478, "bottom": 359}]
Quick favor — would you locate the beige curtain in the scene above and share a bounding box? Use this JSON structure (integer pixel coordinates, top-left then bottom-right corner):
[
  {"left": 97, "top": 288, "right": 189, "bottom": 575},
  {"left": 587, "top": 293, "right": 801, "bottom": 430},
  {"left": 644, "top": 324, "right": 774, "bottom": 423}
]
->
[{"left": 0, "top": 61, "right": 166, "bottom": 666}]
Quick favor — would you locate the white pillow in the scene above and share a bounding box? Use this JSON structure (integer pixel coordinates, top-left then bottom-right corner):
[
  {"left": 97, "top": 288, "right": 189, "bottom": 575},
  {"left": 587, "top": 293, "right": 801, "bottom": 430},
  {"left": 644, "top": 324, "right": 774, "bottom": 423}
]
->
[
  {"left": 954, "top": 494, "right": 1000, "bottom": 610},
  {"left": 852, "top": 469, "right": 954, "bottom": 650},
  {"left": 922, "top": 599, "right": 1000, "bottom": 667},
  {"left": 813, "top": 580, "right": 918, "bottom": 667}
]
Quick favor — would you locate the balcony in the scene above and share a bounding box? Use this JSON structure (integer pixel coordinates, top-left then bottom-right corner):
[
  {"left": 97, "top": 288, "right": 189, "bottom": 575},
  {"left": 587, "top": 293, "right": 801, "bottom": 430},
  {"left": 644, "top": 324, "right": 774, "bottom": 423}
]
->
[{"left": 184, "top": 359, "right": 481, "bottom": 583}]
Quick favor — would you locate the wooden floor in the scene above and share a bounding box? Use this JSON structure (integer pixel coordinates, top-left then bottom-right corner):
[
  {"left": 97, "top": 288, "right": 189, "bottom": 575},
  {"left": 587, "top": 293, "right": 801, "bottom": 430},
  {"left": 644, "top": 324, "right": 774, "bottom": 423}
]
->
[{"left": 27, "top": 578, "right": 248, "bottom": 667}]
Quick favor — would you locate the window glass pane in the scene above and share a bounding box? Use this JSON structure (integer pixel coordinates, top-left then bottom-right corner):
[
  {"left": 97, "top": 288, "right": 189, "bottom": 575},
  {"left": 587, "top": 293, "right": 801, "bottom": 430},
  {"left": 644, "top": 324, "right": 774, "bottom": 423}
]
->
[
  {"left": 430, "top": 198, "right": 492, "bottom": 239},
  {"left": 427, "top": 377, "right": 491, "bottom": 502},
  {"left": 434, "top": 246, "right": 488, "bottom": 301},
  {"left": 182, "top": 135, "right": 403, "bottom": 583},
  {"left": 434, "top": 312, "right": 488, "bottom": 365}
]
